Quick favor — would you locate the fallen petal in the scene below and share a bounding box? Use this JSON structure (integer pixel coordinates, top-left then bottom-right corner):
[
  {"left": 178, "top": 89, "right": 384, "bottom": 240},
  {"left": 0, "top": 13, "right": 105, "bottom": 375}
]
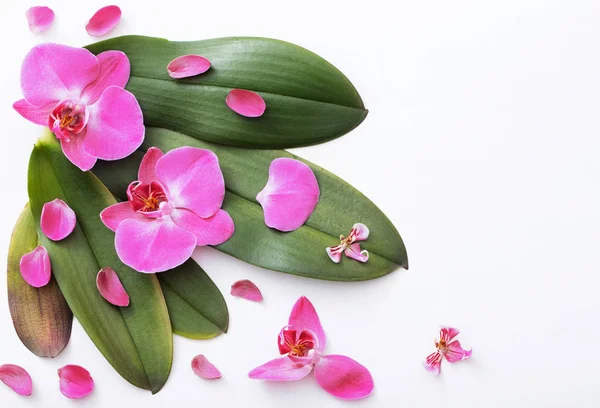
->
[
  {"left": 191, "top": 355, "right": 221, "bottom": 379},
  {"left": 248, "top": 356, "right": 313, "bottom": 381},
  {"left": 58, "top": 365, "right": 94, "bottom": 399},
  {"left": 314, "top": 355, "right": 374, "bottom": 400},
  {"left": 424, "top": 351, "right": 442, "bottom": 375},
  {"left": 326, "top": 245, "right": 343, "bottom": 263},
  {"left": 26, "top": 6, "right": 54, "bottom": 34},
  {"left": 349, "top": 223, "right": 370, "bottom": 242},
  {"left": 288, "top": 297, "right": 326, "bottom": 353},
  {"left": 86, "top": 5, "right": 121, "bottom": 37},
  {"left": 96, "top": 267, "right": 130, "bottom": 307},
  {"left": 444, "top": 340, "right": 472, "bottom": 363},
  {"left": 167, "top": 55, "right": 211, "bottom": 79},
  {"left": 19, "top": 246, "right": 51, "bottom": 288},
  {"left": 0, "top": 364, "right": 32, "bottom": 396},
  {"left": 230, "top": 280, "right": 263, "bottom": 302},
  {"left": 226, "top": 89, "right": 266, "bottom": 118},
  {"left": 40, "top": 198, "right": 76, "bottom": 241}
]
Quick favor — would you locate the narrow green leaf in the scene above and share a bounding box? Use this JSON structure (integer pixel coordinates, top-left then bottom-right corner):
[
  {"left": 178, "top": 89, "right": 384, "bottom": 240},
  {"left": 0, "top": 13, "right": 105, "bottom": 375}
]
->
[
  {"left": 86, "top": 35, "right": 367, "bottom": 149},
  {"left": 7, "top": 203, "right": 73, "bottom": 358},
  {"left": 28, "top": 131, "right": 172, "bottom": 393}
]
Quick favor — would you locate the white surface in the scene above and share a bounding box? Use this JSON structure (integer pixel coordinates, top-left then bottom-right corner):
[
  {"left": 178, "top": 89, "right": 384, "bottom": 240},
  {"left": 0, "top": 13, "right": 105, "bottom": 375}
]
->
[{"left": 1, "top": 0, "right": 599, "bottom": 406}]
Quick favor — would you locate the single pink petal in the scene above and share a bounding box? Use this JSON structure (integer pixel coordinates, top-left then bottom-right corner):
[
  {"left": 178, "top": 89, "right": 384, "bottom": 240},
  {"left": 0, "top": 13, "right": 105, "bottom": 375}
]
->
[
  {"left": 326, "top": 245, "right": 343, "bottom": 263},
  {"left": 20, "top": 44, "right": 99, "bottom": 107},
  {"left": 248, "top": 357, "right": 313, "bottom": 381},
  {"left": 84, "top": 86, "right": 144, "bottom": 161},
  {"left": 0, "top": 364, "right": 32, "bottom": 396},
  {"left": 13, "top": 99, "right": 54, "bottom": 126},
  {"left": 138, "top": 147, "right": 164, "bottom": 184},
  {"left": 155, "top": 147, "right": 225, "bottom": 218},
  {"left": 96, "top": 267, "right": 130, "bottom": 307},
  {"left": 191, "top": 355, "right": 221, "bottom": 380},
  {"left": 444, "top": 340, "right": 472, "bottom": 363},
  {"left": 26, "top": 6, "right": 55, "bottom": 34},
  {"left": 58, "top": 365, "right": 94, "bottom": 399},
  {"left": 81, "top": 51, "right": 131, "bottom": 105},
  {"left": 59, "top": 132, "right": 97, "bottom": 171},
  {"left": 100, "top": 202, "right": 140, "bottom": 232},
  {"left": 230, "top": 280, "right": 263, "bottom": 302},
  {"left": 115, "top": 217, "right": 196, "bottom": 273},
  {"left": 424, "top": 351, "right": 443, "bottom": 375},
  {"left": 256, "top": 158, "right": 319, "bottom": 232},
  {"left": 167, "top": 55, "right": 211, "bottom": 79},
  {"left": 288, "top": 297, "right": 326, "bottom": 353},
  {"left": 344, "top": 243, "right": 369, "bottom": 263},
  {"left": 226, "top": 89, "right": 266, "bottom": 118},
  {"left": 40, "top": 198, "right": 76, "bottom": 241},
  {"left": 314, "top": 355, "right": 374, "bottom": 400},
  {"left": 19, "top": 246, "right": 51, "bottom": 288},
  {"left": 349, "top": 223, "right": 369, "bottom": 242},
  {"left": 85, "top": 5, "right": 122, "bottom": 37},
  {"left": 170, "top": 208, "right": 234, "bottom": 246},
  {"left": 440, "top": 327, "right": 460, "bottom": 343}
]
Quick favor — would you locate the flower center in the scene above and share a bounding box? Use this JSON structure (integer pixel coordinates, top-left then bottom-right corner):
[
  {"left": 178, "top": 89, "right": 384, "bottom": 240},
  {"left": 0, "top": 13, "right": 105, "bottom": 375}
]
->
[
  {"left": 127, "top": 181, "right": 168, "bottom": 213},
  {"left": 49, "top": 100, "right": 89, "bottom": 142},
  {"left": 437, "top": 339, "right": 447, "bottom": 351}
]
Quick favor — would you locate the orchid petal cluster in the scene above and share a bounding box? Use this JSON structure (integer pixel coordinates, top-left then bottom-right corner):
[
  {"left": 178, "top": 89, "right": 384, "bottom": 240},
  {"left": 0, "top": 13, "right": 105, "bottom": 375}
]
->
[
  {"left": 424, "top": 327, "right": 472, "bottom": 375},
  {"left": 326, "top": 223, "right": 370, "bottom": 263}
]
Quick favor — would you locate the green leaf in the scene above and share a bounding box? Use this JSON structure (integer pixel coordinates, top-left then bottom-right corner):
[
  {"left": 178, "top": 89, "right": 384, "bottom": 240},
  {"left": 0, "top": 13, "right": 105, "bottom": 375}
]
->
[
  {"left": 94, "top": 127, "right": 408, "bottom": 282},
  {"left": 7, "top": 203, "right": 73, "bottom": 358},
  {"left": 28, "top": 131, "right": 172, "bottom": 393},
  {"left": 85, "top": 35, "right": 367, "bottom": 149}
]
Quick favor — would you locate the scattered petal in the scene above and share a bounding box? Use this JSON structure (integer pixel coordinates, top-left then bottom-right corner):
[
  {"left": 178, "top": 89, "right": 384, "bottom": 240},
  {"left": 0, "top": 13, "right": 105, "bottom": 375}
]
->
[
  {"left": 58, "top": 365, "right": 94, "bottom": 399},
  {"left": 86, "top": 5, "right": 122, "bottom": 37},
  {"left": 343, "top": 243, "right": 369, "bottom": 263},
  {"left": 314, "top": 355, "right": 374, "bottom": 400},
  {"left": 191, "top": 355, "right": 221, "bottom": 379},
  {"left": 249, "top": 357, "right": 313, "bottom": 381},
  {"left": 226, "top": 89, "right": 266, "bottom": 118},
  {"left": 0, "top": 364, "right": 32, "bottom": 396},
  {"left": 40, "top": 198, "right": 76, "bottom": 241},
  {"left": 96, "top": 267, "right": 130, "bottom": 307},
  {"left": 288, "top": 296, "right": 326, "bottom": 353},
  {"left": 19, "top": 246, "right": 51, "bottom": 288},
  {"left": 167, "top": 55, "right": 211, "bottom": 79},
  {"left": 26, "top": 6, "right": 54, "bottom": 34},
  {"left": 230, "top": 280, "right": 263, "bottom": 302},
  {"left": 326, "top": 245, "right": 343, "bottom": 263},
  {"left": 424, "top": 351, "right": 442, "bottom": 375}
]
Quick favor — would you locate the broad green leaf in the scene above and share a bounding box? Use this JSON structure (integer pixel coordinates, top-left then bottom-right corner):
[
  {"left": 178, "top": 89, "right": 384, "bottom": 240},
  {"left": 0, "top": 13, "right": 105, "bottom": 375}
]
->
[
  {"left": 28, "top": 131, "right": 172, "bottom": 393},
  {"left": 86, "top": 35, "right": 367, "bottom": 149},
  {"left": 7, "top": 203, "right": 72, "bottom": 358},
  {"left": 94, "top": 127, "right": 408, "bottom": 281}
]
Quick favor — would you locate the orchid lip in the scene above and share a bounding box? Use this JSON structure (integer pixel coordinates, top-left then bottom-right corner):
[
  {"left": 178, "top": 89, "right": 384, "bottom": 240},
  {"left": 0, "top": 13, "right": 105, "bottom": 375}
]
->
[{"left": 49, "top": 100, "right": 89, "bottom": 142}]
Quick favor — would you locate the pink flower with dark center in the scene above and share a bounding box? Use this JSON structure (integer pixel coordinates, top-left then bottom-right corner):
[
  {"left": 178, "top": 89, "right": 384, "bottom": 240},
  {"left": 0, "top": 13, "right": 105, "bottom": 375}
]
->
[
  {"left": 424, "top": 327, "right": 472, "bottom": 375},
  {"left": 326, "top": 223, "right": 370, "bottom": 263},
  {"left": 13, "top": 43, "right": 144, "bottom": 171}
]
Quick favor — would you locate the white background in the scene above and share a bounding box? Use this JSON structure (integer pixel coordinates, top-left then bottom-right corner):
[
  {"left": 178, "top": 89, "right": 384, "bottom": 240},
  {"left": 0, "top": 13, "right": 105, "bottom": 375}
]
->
[{"left": 1, "top": 0, "right": 599, "bottom": 406}]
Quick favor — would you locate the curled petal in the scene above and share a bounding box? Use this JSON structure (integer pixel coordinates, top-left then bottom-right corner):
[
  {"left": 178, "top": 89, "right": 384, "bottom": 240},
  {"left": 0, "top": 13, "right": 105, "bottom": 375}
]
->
[
  {"left": 191, "top": 355, "right": 221, "bottom": 379},
  {"left": 167, "top": 55, "right": 211, "bottom": 79},
  {"left": 19, "top": 246, "right": 51, "bottom": 288},
  {"left": 170, "top": 208, "right": 234, "bottom": 246},
  {"left": 226, "top": 89, "right": 266, "bottom": 118},
  {"left": 248, "top": 357, "right": 313, "bottom": 381},
  {"left": 81, "top": 51, "right": 131, "bottom": 105},
  {"left": 26, "top": 6, "right": 55, "bottom": 34},
  {"left": 96, "top": 267, "right": 130, "bottom": 307},
  {"left": 440, "top": 327, "right": 460, "bottom": 343},
  {"left": 100, "top": 202, "right": 139, "bottom": 232},
  {"left": 138, "top": 147, "right": 164, "bottom": 184},
  {"left": 314, "top": 355, "right": 374, "bottom": 400},
  {"left": 349, "top": 223, "right": 369, "bottom": 242},
  {"left": 344, "top": 243, "right": 369, "bottom": 263},
  {"left": 41, "top": 198, "right": 76, "bottom": 241},
  {"left": 86, "top": 5, "right": 122, "bottom": 37},
  {"left": 444, "top": 340, "right": 472, "bottom": 363},
  {"left": 60, "top": 132, "right": 97, "bottom": 171},
  {"left": 278, "top": 326, "right": 297, "bottom": 355},
  {"left": 58, "top": 365, "right": 94, "bottom": 399},
  {"left": 326, "top": 245, "right": 343, "bottom": 263},
  {"left": 13, "top": 99, "right": 54, "bottom": 126},
  {"left": 0, "top": 364, "right": 32, "bottom": 396},
  {"left": 288, "top": 297, "right": 326, "bottom": 353},
  {"left": 424, "top": 351, "right": 442, "bottom": 375},
  {"left": 230, "top": 279, "right": 263, "bottom": 302}
]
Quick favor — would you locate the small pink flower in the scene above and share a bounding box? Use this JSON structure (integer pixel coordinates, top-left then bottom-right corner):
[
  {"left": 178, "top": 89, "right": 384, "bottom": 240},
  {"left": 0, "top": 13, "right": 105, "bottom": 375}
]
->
[
  {"left": 58, "top": 365, "right": 94, "bottom": 399},
  {"left": 226, "top": 89, "right": 266, "bottom": 117},
  {"left": 249, "top": 297, "right": 374, "bottom": 400},
  {"left": 326, "top": 223, "right": 369, "bottom": 263},
  {"left": 19, "top": 246, "right": 51, "bottom": 288},
  {"left": 424, "top": 327, "right": 472, "bottom": 375},
  {"left": 26, "top": 6, "right": 55, "bottom": 34},
  {"left": 230, "top": 279, "right": 263, "bottom": 302},
  {"left": 13, "top": 43, "right": 144, "bottom": 171},
  {"left": 0, "top": 364, "right": 33, "bottom": 396},
  {"left": 41, "top": 198, "right": 76, "bottom": 241},
  {"left": 191, "top": 355, "right": 221, "bottom": 380},
  {"left": 86, "top": 5, "right": 122, "bottom": 37},
  {"left": 100, "top": 147, "right": 235, "bottom": 273}
]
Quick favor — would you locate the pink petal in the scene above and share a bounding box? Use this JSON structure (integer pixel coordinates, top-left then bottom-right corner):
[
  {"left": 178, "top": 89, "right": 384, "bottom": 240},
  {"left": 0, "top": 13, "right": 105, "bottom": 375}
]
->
[
  {"left": 440, "top": 327, "right": 460, "bottom": 343},
  {"left": 424, "top": 351, "right": 443, "bottom": 375},
  {"left": 191, "top": 355, "right": 221, "bottom": 380},
  {"left": 155, "top": 147, "right": 225, "bottom": 218},
  {"left": 167, "top": 55, "right": 211, "bottom": 79},
  {"left": 344, "top": 243, "right": 369, "bottom": 263},
  {"left": 0, "top": 364, "right": 32, "bottom": 396},
  {"left": 248, "top": 357, "right": 313, "bottom": 381},
  {"left": 100, "top": 201, "right": 139, "bottom": 232},
  {"left": 326, "top": 245, "right": 343, "bottom": 263},
  {"left": 278, "top": 326, "right": 297, "bottom": 355},
  {"left": 96, "top": 267, "right": 130, "bottom": 307},
  {"left": 20, "top": 44, "right": 99, "bottom": 107},
  {"left": 444, "top": 340, "right": 472, "bottom": 363},
  {"left": 84, "top": 86, "right": 144, "bottom": 161},
  {"left": 314, "top": 355, "right": 374, "bottom": 400},
  {"left": 170, "top": 208, "right": 234, "bottom": 246},
  {"left": 138, "top": 147, "right": 164, "bottom": 184},
  {"left": 59, "top": 131, "right": 97, "bottom": 171},
  {"left": 85, "top": 5, "right": 122, "bottom": 37},
  {"left": 349, "top": 223, "right": 369, "bottom": 242},
  {"left": 40, "top": 198, "right": 76, "bottom": 241},
  {"left": 13, "top": 99, "right": 54, "bottom": 126},
  {"left": 256, "top": 158, "right": 320, "bottom": 232},
  {"left": 115, "top": 217, "right": 196, "bottom": 273},
  {"left": 230, "top": 280, "right": 263, "bottom": 302},
  {"left": 58, "top": 365, "right": 94, "bottom": 399},
  {"left": 81, "top": 51, "right": 131, "bottom": 105},
  {"left": 19, "top": 246, "right": 51, "bottom": 288},
  {"left": 288, "top": 297, "right": 326, "bottom": 353},
  {"left": 26, "top": 6, "right": 55, "bottom": 34},
  {"left": 226, "top": 89, "right": 266, "bottom": 118}
]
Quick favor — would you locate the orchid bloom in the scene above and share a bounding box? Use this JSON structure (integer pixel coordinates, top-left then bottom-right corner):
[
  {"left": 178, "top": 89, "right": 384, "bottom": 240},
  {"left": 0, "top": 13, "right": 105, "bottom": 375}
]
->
[
  {"left": 326, "top": 223, "right": 369, "bottom": 263},
  {"left": 100, "top": 147, "right": 235, "bottom": 273},
  {"left": 424, "top": 327, "right": 472, "bottom": 375},
  {"left": 13, "top": 43, "right": 144, "bottom": 171},
  {"left": 249, "top": 297, "right": 374, "bottom": 400}
]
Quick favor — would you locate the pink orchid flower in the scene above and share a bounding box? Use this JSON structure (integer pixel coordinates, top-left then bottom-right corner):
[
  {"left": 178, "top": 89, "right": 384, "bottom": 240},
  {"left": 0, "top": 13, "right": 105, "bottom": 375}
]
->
[
  {"left": 424, "top": 327, "right": 472, "bottom": 375},
  {"left": 13, "top": 43, "right": 144, "bottom": 171},
  {"left": 249, "top": 297, "right": 374, "bottom": 400},
  {"left": 100, "top": 147, "right": 235, "bottom": 273},
  {"left": 326, "top": 223, "right": 370, "bottom": 263}
]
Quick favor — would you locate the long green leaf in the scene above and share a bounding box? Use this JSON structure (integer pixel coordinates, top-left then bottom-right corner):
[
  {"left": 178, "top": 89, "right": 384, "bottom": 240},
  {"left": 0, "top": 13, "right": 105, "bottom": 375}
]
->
[
  {"left": 28, "top": 131, "right": 172, "bottom": 393},
  {"left": 86, "top": 35, "right": 367, "bottom": 149},
  {"left": 7, "top": 203, "right": 73, "bottom": 358},
  {"left": 94, "top": 127, "right": 408, "bottom": 281}
]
